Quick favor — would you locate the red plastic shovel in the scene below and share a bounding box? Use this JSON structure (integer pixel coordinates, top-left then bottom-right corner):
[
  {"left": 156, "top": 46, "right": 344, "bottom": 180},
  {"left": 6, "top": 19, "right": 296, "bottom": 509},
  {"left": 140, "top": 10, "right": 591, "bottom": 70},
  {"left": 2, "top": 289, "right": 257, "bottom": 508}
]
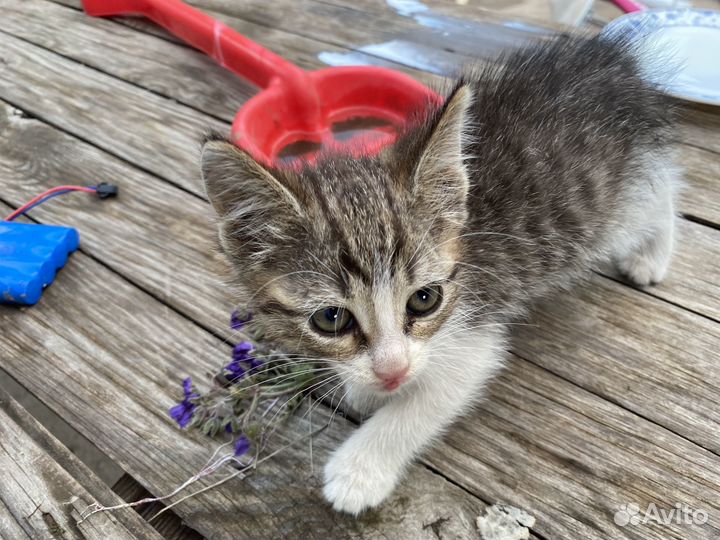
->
[{"left": 82, "top": 0, "right": 441, "bottom": 165}]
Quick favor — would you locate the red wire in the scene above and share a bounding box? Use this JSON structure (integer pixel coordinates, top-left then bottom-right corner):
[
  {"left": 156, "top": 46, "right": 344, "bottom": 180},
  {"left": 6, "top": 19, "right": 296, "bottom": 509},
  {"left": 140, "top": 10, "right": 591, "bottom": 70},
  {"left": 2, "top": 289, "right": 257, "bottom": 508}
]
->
[{"left": 4, "top": 185, "right": 96, "bottom": 222}]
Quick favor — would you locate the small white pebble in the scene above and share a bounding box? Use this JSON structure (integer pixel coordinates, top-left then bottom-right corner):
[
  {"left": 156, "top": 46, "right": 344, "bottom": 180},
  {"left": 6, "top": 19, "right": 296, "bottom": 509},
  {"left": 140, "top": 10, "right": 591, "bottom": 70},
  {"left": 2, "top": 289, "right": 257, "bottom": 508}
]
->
[{"left": 477, "top": 504, "right": 535, "bottom": 540}]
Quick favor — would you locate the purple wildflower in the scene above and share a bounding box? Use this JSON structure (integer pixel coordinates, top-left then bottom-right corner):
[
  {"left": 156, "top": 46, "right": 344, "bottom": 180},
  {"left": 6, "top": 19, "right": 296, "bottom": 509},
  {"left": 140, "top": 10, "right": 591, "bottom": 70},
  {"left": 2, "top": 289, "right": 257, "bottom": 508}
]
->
[
  {"left": 224, "top": 341, "right": 262, "bottom": 381},
  {"left": 224, "top": 359, "right": 246, "bottom": 382},
  {"left": 232, "top": 341, "right": 253, "bottom": 361},
  {"left": 234, "top": 434, "right": 250, "bottom": 456},
  {"left": 169, "top": 377, "right": 198, "bottom": 428},
  {"left": 230, "top": 309, "right": 252, "bottom": 330}
]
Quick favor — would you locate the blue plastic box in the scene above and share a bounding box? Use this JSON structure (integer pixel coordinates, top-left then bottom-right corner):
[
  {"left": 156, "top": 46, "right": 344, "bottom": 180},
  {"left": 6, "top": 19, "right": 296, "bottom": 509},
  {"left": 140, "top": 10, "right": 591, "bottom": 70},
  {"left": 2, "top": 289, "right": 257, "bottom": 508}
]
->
[{"left": 0, "top": 222, "right": 80, "bottom": 305}]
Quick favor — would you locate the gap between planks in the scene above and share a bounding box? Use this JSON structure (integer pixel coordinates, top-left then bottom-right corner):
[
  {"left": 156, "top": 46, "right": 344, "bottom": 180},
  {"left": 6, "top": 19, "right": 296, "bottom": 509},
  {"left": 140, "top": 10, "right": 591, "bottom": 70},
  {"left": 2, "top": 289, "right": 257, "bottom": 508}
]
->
[{"left": 0, "top": 385, "right": 166, "bottom": 540}]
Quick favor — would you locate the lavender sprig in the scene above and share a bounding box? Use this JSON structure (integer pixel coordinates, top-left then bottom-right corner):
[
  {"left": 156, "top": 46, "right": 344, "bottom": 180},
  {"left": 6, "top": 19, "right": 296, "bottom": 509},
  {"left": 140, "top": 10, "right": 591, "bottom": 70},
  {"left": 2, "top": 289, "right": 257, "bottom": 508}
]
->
[{"left": 169, "top": 308, "right": 321, "bottom": 453}]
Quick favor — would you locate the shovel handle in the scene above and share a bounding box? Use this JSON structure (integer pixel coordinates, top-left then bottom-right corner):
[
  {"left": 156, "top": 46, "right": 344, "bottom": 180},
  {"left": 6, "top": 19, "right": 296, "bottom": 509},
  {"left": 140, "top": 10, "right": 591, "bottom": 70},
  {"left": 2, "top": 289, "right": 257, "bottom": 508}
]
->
[{"left": 82, "top": 0, "right": 304, "bottom": 88}]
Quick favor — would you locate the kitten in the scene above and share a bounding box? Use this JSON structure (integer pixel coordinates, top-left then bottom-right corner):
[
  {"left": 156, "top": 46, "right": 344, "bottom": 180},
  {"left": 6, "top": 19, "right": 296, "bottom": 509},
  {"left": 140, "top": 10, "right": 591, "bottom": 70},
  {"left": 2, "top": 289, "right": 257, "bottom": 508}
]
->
[{"left": 200, "top": 34, "right": 679, "bottom": 514}]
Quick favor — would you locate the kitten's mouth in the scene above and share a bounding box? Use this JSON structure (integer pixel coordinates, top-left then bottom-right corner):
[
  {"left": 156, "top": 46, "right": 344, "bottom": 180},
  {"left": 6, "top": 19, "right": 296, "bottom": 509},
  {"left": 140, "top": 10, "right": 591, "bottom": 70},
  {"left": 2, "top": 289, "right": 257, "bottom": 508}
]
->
[
  {"left": 378, "top": 374, "right": 409, "bottom": 392},
  {"left": 382, "top": 378, "right": 404, "bottom": 391}
]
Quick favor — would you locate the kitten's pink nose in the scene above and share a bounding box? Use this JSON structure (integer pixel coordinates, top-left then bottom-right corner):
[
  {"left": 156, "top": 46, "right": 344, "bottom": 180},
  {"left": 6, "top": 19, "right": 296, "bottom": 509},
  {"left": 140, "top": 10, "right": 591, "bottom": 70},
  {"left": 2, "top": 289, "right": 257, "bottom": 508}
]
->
[{"left": 373, "top": 365, "right": 409, "bottom": 391}]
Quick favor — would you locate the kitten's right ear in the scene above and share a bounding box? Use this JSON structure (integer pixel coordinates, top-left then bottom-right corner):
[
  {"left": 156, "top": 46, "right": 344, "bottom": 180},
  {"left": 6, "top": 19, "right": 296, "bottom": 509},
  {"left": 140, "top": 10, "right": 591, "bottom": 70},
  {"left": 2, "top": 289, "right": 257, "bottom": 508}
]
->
[
  {"left": 201, "top": 136, "right": 302, "bottom": 219},
  {"left": 201, "top": 137, "right": 304, "bottom": 259}
]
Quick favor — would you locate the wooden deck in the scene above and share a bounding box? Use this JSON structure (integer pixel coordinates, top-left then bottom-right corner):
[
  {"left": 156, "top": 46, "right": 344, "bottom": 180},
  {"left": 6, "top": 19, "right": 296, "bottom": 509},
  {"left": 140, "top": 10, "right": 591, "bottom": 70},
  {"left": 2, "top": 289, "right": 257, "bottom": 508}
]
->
[{"left": 0, "top": 1, "right": 719, "bottom": 539}]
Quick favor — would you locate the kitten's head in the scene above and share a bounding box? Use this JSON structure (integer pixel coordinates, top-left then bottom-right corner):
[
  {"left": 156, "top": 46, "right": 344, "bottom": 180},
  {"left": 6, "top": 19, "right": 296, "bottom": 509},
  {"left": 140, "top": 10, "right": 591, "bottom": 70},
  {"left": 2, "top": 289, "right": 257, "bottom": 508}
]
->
[{"left": 202, "top": 86, "right": 473, "bottom": 396}]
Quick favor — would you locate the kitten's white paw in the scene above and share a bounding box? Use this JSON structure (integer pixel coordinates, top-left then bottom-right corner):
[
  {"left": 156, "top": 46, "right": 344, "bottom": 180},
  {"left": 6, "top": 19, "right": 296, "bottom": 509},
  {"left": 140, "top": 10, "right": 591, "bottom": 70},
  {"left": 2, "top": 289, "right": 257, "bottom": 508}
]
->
[
  {"left": 617, "top": 250, "right": 669, "bottom": 286},
  {"left": 323, "top": 443, "right": 399, "bottom": 515}
]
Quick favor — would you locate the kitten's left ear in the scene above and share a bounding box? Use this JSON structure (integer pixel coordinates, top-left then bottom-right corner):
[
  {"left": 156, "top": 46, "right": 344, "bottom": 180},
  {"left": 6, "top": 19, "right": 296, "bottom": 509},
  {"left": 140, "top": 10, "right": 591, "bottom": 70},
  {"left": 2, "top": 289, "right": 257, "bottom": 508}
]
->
[{"left": 411, "top": 84, "right": 474, "bottom": 226}]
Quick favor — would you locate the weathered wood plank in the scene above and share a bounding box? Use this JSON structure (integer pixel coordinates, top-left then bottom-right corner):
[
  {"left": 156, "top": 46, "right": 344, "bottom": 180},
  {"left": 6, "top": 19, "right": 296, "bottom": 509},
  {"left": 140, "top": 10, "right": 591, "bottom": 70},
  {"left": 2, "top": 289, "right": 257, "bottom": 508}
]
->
[
  {"left": 399, "top": 0, "right": 588, "bottom": 26},
  {"left": 678, "top": 105, "right": 720, "bottom": 157},
  {"left": 306, "top": 0, "right": 720, "bottom": 155},
  {"left": 0, "top": 386, "right": 164, "bottom": 540},
  {"left": 4, "top": 0, "right": 719, "bottom": 233},
  {"left": 2, "top": 5, "right": 716, "bottom": 540},
  {"left": 6, "top": 0, "right": 441, "bottom": 122},
  {"left": 51, "top": 0, "right": 720, "bottom": 159},
  {"left": 426, "top": 357, "right": 720, "bottom": 539},
  {"left": 0, "top": 499, "right": 33, "bottom": 540},
  {"left": 0, "top": 1, "right": 444, "bottom": 197},
  {"left": 1, "top": 16, "right": 720, "bottom": 512},
  {"left": 4, "top": 214, "right": 720, "bottom": 539},
  {"left": 638, "top": 218, "right": 720, "bottom": 321},
  {"left": 4, "top": 89, "right": 719, "bottom": 539},
  {"left": 52, "top": 0, "right": 546, "bottom": 74},
  {"left": 600, "top": 217, "right": 720, "bottom": 321},
  {"left": 111, "top": 475, "right": 204, "bottom": 540},
  {"left": 0, "top": 0, "right": 253, "bottom": 121},
  {"left": 678, "top": 143, "right": 720, "bottom": 225},
  {"left": 512, "top": 273, "right": 720, "bottom": 453},
  {"left": 0, "top": 224, "right": 486, "bottom": 540},
  {"left": 0, "top": 100, "right": 234, "bottom": 338},
  {"left": 0, "top": 28, "right": 226, "bottom": 194},
  {"left": 189, "top": 0, "right": 720, "bottom": 155},
  {"left": 200, "top": 0, "right": 554, "bottom": 62}
]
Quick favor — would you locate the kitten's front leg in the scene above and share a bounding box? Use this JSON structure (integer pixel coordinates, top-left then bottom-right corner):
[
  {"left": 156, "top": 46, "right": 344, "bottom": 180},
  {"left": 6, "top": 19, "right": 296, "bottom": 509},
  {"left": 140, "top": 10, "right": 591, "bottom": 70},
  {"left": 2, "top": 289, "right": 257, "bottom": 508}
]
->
[{"left": 323, "top": 330, "right": 505, "bottom": 514}]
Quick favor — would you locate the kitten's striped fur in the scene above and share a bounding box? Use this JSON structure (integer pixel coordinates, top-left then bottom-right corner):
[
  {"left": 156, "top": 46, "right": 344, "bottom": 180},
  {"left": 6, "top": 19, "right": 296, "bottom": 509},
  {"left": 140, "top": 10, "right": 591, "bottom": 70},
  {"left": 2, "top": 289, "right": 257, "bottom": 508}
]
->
[{"left": 202, "top": 34, "right": 679, "bottom": 514}]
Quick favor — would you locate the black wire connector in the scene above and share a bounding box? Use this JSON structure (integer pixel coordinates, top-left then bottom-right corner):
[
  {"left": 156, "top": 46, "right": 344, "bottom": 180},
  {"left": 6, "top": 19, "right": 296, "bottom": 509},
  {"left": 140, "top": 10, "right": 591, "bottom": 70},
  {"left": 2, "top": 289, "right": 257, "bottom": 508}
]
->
[{"left": 95, "top": 182, "right": 119, "bottom": 199}]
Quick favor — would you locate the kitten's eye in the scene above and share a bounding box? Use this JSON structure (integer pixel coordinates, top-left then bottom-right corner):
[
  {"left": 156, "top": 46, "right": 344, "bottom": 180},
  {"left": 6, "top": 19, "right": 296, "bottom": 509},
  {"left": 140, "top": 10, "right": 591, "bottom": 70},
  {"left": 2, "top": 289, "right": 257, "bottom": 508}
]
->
[
  {"left": 310, "top": 307, "right": 355, "bottom": 335},
  {"left": 407, "top": 285, "right": 442, "bottom": 316}
]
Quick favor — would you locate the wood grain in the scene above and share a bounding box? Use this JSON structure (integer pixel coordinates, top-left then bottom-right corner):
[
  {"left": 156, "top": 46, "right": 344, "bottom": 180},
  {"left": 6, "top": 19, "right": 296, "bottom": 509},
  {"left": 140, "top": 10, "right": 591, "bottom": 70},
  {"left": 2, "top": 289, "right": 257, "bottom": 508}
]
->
[
  {"left": 0, "top": 100, "right": 235, "bottom": 338},
  {"left": 0, "top": 0, "right": 444, "bottom": 195},
  {"left": 0, "top": 26, "right": 227, "bottom": 194},
  {"left": 633, "top": 218, "right": 720, "bottom": 321},
  {"left": 401, "top": 0, "right": 586, "bottom": 26},
  {"left": 0, "top": 387, "right": 164, "bottom": 540},
  {"left": 0, "top": 0, "right": 254, "bottom": 122},
  {"left": 512, "top": 273, "right": 720, "bottom": 453},
  {"left": 3, "top": 0, "right": 719, "bottom": 239},
  {"left": 427, "top": 356, "right": 720, "bottom": 539},
  {"left": 0, "top": 21, "right": 716, "bottom": 536},
  {"left": 599, "top": 217, "right": 720, "bottom": 322},
  {"left": 2, "top": 97, "right": 716, "bottom": 346},
  {"left": 52, "top": 0, "right": 545, "bottom": 74},
  {"left": 2, "top": 90, "right": 718, "bottom": 539},
  {"left": 678, "top": 143, "right": 720, "bottom": 225},
  {"left": 680, "top": 106, "right": 720, "bottom": 157},
  {"left": 48, "top": 0, "right": 720, "bottom": 161},
  {"left": 111, "top": 475, "right": 204, "bottom": 540},
  {"left": 36, "top": 0, "right": 444, "bottom": 112},
  {"left": 180, "top": 0, "right": 720, "bottom": 156},
  {"left": 192, "top": 0, "right": 553, "bottom": 62}
]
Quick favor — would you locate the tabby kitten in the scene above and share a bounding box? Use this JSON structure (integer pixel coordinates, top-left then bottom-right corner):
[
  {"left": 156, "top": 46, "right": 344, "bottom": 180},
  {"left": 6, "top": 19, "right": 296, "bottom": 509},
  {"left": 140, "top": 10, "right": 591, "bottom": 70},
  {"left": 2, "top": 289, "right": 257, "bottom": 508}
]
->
[{"left": 201, "top": 34, "right": 679, "bottom": 514}]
